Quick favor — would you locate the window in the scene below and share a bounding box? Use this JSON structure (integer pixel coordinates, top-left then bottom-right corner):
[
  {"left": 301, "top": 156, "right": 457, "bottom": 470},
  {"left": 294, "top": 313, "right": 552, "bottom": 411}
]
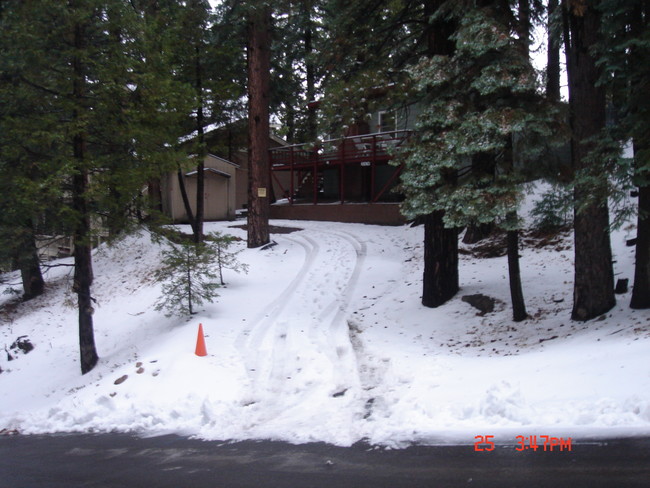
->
[{"left": 378, "top": 111, "right": 396, "bottom": 133}]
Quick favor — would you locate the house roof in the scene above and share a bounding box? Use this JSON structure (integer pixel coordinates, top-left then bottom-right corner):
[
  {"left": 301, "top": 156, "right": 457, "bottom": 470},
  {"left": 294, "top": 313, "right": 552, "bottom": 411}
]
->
[
  {"left": 180, "top": 118, "right": 289, "bottom": 149},
  {"left": 185, "top": 167, "right": 231, "bottom": 178},
  {"left": 206, "top": 153, "right": 241, "bottom": 168}
]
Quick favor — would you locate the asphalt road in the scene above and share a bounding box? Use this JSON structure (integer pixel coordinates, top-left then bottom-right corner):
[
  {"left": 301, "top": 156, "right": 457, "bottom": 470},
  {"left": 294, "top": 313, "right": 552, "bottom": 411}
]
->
[{"left": 1, "top": 433, "right": 649, "bottom": 488}]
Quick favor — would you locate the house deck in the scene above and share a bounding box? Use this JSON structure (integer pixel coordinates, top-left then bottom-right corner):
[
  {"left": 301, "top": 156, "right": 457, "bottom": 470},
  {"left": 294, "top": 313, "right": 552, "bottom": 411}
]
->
[{"left": 269, "top": 130, "right": 411, "bottom": 205}]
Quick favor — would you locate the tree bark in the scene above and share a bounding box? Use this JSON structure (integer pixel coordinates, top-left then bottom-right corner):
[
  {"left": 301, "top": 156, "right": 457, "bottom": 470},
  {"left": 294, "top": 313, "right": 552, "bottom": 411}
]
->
[
  {"left": 564, "top": 1, "right": 615, "bottom": 321},
  {"left": 506, "top": 5, "right": 529, "bottom": 323},
  {"left": 72, "top": 15, "right": 99, "bottom": 375},
  {"left": 303, "top": 0, "right": 317, "bottom": 141},
  {"left": 186, "top": 247, "right": 194, "bottom": 315},
  {"left": 517, "top": 0, "right": 531, "bottom": 52},
  {"left": 177, "top": 168, "right": 198, "bottom": 235},
  {"left": 422, "top": 211, "right": 459, "bottom": 307},
  {"left": 419, "top": 0, "right": 460, "bottom": 308},
  {"left": 246, "top": 5, "right": 271, "bottom": 248},
  {"left": 193, "top": 45, "right": 205, "bottom": 244},
  {"left": 72, "top": 171, "right": 98, "bottom": 375},
  {"left": 631, "top": 143, "right": 650, "bottom": 308},
  {"left": 629, "top": 1, "right": 650, "bottom": 308},
  {"left": 17, "top": 224, "right": 44, "bottom": 301},
  {"left": 507, "top": 224, "right": 527, "bottom": 321},
  {"left": 546, "top": 0, "right": 561, "bottom": 101}
]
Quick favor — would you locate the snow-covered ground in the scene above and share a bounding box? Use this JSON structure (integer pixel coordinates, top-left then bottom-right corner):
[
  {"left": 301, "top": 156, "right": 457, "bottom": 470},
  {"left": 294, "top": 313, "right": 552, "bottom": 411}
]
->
[{"left": 1, "top": 189, "right": 649, "bottom": 447}]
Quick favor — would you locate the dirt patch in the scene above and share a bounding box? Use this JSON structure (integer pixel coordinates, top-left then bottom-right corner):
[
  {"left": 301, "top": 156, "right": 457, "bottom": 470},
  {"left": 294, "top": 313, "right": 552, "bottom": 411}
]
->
[
  {"left": 462, "top": 294, "right": 498, "bottom": 315},
  {"left": 459, "top": 226, "right": 572, "bottom": 259}
]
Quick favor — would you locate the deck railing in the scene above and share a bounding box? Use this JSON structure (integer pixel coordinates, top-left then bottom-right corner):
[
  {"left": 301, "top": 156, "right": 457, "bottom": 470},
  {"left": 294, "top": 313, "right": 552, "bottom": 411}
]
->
[
  {"left": 269, "top": 129, "right": 411, "bottom": 169},
  {"left": 269, "top": 130, "right": 411, "bottom": 205}
]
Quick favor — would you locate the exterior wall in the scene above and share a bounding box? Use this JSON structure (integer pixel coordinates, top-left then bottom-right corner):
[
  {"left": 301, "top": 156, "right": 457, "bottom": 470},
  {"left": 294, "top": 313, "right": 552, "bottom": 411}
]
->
[
  {"left": 162, "top": 154, "right": 238, "bottom": 223},
  {"left": 269, "top": 202, "right": 405, "bottom": 226}
]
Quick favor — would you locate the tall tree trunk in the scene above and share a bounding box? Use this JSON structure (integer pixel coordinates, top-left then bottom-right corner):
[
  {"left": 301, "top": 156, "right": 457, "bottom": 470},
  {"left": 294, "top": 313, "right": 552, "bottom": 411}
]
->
[
  {"left": 194, "top": 45, "right": 205, "bottom": 244},
  {"left": 507, "top": 213, "right": 527, "bottom": 321},
  {"left": 422, "top": 211, "right": 459, "bottom": 307},
  {"left": 420, "top": 0, "right": 460, "bottom": 308},
  {"left": 503, "top": 0, "right": 529, "bottom": 322},
  {"left": 563, "top": 1, "right": 615, "bottom": 321},
  {"left": 303, "top": 0, "right": 317, "bottom": 141},
  {"left": 177, "top": 168, "right": 198, "bottom": 235},
  {"left": 631, "top": 142, "right": 650, "bottom": 308},
  {"left": 546, "top": 0, "right": 561, "bottom": 100},
  {"left": 72, "top": 15, "right": 98, "bottom": 375},
  {"left": 628, "top": 3, "right": 650, "bottom": 309},
  {"left": 17, "top": 223, "right": 44, "bottom": 301},
  {"left": 517, "top": 0, "right": 531, "bottom": 52},
  {"left": 187, "top": 247, "right": 194, "bottom": 315},
  {"left": 72, "top": 168, "right": 99, "bottom": 375},
  {"left": 246, "top": 5, "right": 271, "bottom": 248}
]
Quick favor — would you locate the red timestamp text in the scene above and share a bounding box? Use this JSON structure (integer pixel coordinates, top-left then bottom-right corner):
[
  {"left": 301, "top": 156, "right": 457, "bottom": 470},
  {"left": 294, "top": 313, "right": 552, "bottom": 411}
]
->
[{"left": 474, "top": 435, "right": 573, "bottom": 452}]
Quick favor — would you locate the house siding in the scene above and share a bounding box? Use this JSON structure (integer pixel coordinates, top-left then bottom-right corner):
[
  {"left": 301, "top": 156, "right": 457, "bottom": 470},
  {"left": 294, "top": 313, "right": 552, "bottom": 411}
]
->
[{"left": 162, "top": 154, "right": 238, "bottom": 223}]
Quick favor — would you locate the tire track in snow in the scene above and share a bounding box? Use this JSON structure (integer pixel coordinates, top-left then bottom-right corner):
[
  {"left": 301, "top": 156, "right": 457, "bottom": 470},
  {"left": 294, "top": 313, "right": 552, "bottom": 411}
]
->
[
  {"left": 235, "top": 228, "right": 367, "bottom": 427},
  {"left": 317, "top": 230, "right": 367, "bottom": 395},
  {"left": 235, "top": 234, "right": 319, "bottom": 391}
]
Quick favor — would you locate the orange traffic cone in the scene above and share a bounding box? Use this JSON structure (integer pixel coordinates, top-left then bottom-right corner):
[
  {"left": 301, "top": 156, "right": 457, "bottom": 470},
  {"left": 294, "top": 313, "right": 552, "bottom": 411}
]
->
[{"left": 195, "top": 323, "right": 207, "bottom": 357}]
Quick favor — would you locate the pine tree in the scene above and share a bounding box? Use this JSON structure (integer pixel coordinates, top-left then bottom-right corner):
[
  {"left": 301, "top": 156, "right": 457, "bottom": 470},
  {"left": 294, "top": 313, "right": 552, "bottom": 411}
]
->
[
  {"left": 154, "top": 238, "right": 222, "bottom": 317},
  {"left": 320, "top": 0, "right": 464, "bottom": 308},
  {"left": 207, "top": 232, "right": 250, "bottom": 285},
  {"left": 172, "top": 0, "right": 215, "bottom": 243},
  {"left": 596, "top": 0, "right": 650, "bottom": 309},
  {"left": 0, "top": 0, "right": 57, "bottom": 300},
  {"left": 562, "top": 0, "right": 616, "bottom": 320},
  {"left": 246, "top": 2, "right": 272, "bottom": 248},
  {"left": 0, "top": 0, "right": 195, "bottom": 373},
  {"left": 420, "top": 0, "right": 462, "bottom": 309},
  {"left": 546, "top": 0, "right": 562, "bottom": 100},
  {"left": 399, "top": 0, "right": 563, "bottom": 319},
  {"left": 272, "top": 0, "right": 325, "bottom": 143},
  {"left": 132, "top": 1, "right": 245, "bottom": 241}
]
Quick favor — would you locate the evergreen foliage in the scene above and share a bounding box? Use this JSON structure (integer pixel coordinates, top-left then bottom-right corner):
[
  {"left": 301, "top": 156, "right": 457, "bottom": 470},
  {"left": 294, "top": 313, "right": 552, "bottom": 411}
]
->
[
  {"left": 595, "top": 0, "right": 650, "bottom": 308},
  {"left": 399, "top": 4, "right": 564, "bottom": 230},
  {"left": 154, "top": 238, "right": 222, "bottom": 317},
  {"left": 529, "top": 183, "right": 573, "bottom": 230},
  {"left": 170, "top": 0, "right": 247, "bottom": 242},
  {"left": 206, "top": 232, "right": 250, "bottom": 285},
  {"left": 0, "top": 0, "right": 246, "bottom": 371}
]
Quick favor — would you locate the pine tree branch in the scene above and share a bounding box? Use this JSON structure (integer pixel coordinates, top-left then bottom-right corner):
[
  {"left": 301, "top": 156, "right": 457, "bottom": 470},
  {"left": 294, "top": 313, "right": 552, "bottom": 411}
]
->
[{"left": 18, "top": 75, "right": 66, "bottom": 98}]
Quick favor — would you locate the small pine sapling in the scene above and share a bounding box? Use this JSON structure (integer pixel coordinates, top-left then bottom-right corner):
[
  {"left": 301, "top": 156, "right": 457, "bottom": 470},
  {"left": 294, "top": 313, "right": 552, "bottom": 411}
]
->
[
  {"left": 530, "top": 183, "right": 573, "bottom": 231},
  {"left": 154, "top": 239, "right": 221, "bottom": 317},
  {"left": 206, "top": 231, "right": 249, "bottom": 285}
]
